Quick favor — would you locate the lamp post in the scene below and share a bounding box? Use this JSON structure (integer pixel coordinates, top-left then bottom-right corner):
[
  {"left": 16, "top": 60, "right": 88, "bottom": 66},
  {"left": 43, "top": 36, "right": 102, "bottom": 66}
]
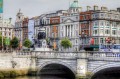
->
[
  {"left": 32, "top": 34, "right": 35, "bottom": 50},
  {"left": 2, "top": 32, "right": 3, "bottom": 51}
]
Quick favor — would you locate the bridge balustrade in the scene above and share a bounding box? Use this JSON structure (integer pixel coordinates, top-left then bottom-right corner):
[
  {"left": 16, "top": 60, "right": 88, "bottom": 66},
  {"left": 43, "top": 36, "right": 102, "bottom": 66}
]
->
[
  {"left": 87, "top": 52, "right": 120, "bottom": 61},
  {"left": 14, "top": 51, "right": 120, "bottom": 61},
  {"left": 34, "top": 51, "right": 77, "bottom": 59}
]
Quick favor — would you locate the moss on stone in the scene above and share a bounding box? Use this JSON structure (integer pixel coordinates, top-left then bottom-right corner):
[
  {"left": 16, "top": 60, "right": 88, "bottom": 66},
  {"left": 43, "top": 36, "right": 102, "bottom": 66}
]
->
[{"left": 0, "top": 69, "right": 36, "bottom": 78}]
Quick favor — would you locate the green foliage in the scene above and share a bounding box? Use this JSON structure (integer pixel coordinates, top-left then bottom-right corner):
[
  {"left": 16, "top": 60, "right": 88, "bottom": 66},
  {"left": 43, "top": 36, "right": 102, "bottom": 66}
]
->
[
  {"left": 5, "top": 37, "right": 10, "bottom": 46},
  {"left": 0, "top": 71, "right": 4, "bottom": 78},
  {"left": 0, "top": 35, "right": 7, "bottom": 48},
  {"left": 23, "top": 39, "right": 32, "bottom": 48},
  {"left": 3, "top": 71, "right": 10, "bottom": 77},
  {"left": 46, "top": 38, "right": 50, "bottom": 44},
  {"left": 0, "top": 35, "right": 2, "bottom": 46},
  {"left": 10, "top": 70, "right": 19, "bottom": 77},
  {"left": 61, "top": 38, "right": 72, "bottom": 49},
  {"left": 10, "top": 37, "right": 19, "bottom": 49}
]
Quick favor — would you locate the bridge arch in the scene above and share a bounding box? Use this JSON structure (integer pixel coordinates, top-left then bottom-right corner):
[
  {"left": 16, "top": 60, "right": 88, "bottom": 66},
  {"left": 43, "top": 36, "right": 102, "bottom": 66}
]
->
[
  {"left": 37, "top": 60, "right": 76, "bottom": 75},
  {"left": 91, "top": 63, "right": 120, "bottom": 79}
]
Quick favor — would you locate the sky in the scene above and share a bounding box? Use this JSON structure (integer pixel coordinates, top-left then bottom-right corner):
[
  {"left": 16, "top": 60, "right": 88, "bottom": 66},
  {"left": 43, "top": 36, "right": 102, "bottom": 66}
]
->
[{"left": 3, "top": 0, "right": 120, "bottom": 24}]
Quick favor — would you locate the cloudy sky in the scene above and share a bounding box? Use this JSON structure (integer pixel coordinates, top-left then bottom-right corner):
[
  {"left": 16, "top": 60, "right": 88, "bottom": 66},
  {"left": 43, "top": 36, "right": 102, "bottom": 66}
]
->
[{"left": 3, "top": 0, "right": 120, "bottom": 24}]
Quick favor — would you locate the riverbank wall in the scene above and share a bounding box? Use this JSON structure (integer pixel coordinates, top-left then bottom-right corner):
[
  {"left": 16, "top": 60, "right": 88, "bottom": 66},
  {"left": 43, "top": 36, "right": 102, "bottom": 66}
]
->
[{"left": 0, "top": 52, "right": 37, "bottom": 78}]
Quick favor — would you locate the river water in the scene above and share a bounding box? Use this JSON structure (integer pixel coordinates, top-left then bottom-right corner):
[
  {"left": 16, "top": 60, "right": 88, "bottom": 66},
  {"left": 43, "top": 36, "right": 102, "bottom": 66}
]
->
[
  {"left": 5, "top": 76, "right": 70, "bottom": 79},
  {"left": 4, "top": 76, "right": 120, "bottom": 79}
]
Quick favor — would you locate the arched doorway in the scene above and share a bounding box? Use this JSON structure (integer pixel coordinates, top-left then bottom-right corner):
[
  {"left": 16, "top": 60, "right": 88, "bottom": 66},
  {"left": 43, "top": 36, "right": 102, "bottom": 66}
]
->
[
  {"left": 38, "top": 63, "right": 75, "bottom": 79},
  {"left": 91, "top": 67, "right": 120, "bottom": 79}
]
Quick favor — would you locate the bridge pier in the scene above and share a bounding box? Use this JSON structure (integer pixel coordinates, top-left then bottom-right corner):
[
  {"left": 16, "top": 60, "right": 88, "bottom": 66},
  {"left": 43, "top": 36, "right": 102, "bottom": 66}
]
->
[
  {"left": 76, "top": 52, "right": 88, "bottom": 79},
  {"left": 76, "top": 59, "right": 88, "bottom": 78}
]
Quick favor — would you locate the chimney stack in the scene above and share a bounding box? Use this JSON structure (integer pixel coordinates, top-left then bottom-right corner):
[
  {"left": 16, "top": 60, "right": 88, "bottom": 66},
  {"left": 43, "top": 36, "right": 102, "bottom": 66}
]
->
[
  {"left": 87, "top": 6, "right": 91, "bottom": 11},
  {"left": 117, "top": 8, "right": 120, "bottom": 12},
  {"left": 101, "top": 6, "right": 108, "bottom": 11},
  {"left": 94, "top": 5, "right": 98, "bottom": 10},
  {"left": 79, "top": 7, "right": 82, "bottom": 12}
]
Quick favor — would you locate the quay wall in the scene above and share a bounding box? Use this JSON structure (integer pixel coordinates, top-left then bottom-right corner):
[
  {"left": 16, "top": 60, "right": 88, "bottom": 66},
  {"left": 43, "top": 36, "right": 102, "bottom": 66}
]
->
[{"left": 0, "top": 52, "right": 36, "bottom": 70}]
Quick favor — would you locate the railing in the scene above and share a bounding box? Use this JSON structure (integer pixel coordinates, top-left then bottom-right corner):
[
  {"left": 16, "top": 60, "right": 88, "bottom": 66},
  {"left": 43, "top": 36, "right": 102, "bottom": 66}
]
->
[
  {"left": 6, "top": 51, "right": 120, "bottom": 61},
  {"left": 0, "top": 50, "right": 14, "bottom": 53},
  {"left": 87, "top": 52, "right": 120, "bottom": 61},
  {"left": 34, "top": 51, "right": 77, "bottom": 59}
]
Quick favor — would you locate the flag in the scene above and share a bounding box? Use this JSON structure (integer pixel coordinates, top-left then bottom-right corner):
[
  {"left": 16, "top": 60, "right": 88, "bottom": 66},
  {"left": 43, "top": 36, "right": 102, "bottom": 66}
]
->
[
  {"left": 90, "top": 38, "right": 94, "bottom": 45},
  {"left": 0, "top": 0, "right": 3, "bottom": 13},
  {"left": 106, "top": 37, "right": 111, "bottom": 43}
]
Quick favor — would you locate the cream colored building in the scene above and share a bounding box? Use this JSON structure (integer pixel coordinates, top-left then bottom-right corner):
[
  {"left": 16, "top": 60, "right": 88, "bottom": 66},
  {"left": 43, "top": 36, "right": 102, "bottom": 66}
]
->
[{"left": 0, "top": 16, "right": 13, "bottom": 40}]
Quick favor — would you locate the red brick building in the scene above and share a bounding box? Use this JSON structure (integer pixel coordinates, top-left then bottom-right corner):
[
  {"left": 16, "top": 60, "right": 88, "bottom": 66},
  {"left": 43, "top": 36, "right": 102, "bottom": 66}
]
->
[
  {"left": 50, "top": 16, "right": 60, "bottom": 50},
  {"left": 22, "top": 17, "right": 29, "bottom": 42},
  {"left": 79, "top": 11, "right": 93, "bottom": 50},
  {"left": 80, "top": 11, "right": 92, "bottom": 37}
]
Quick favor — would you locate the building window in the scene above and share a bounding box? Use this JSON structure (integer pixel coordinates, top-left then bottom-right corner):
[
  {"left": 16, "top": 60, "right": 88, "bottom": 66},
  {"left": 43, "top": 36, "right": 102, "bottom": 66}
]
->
[
  {"left": 94, "top": 22, "right": 98, "bottom": 26},
  {"left": 76, "top": 48, "right": 77, "bottom": 51},
  {"left": 84, "top": 15, "right": 86, "bottom": 20},
  {"left": 61, "top": 26, "right": 63, "bottom": 30},
  {"left": 100, "top": 29, "right": 104, "bottom": 35},
  {"left": 112, "top": 30, "right": 116, "bottom": 35},
  {"left": 101, "top": 14, "right": 104, "bottom": 17},
  {"left": 76, "top": 24, "right": 78, "bottom": 29},
  {"left": 76, "top": 17, "right": 78, "bottom": 20},
  {"left": 106, "top": 21, "right": 110, "bottom": 26},
  {"left": 94, "top": 38, "right": 98, "bottom": 45},
  {"left": 76, "top": 40, "right": 77, "bottom": 43},
  {"left": 108, "top": 14, "right": 111, "bottom": 18},
  {"left": 100, "top": 38, "right": 104, "bottom": 44},
  {"left": 115, "top": 15, "right": 117, "bottom": 19},
  {"left": 105, "top": 29, "right": 110, "bottom": 34},
  {"left": 76, "top": 31, "right": 78, "bottom": 36},
  {"left": 95, "top": 14, "right": 98, "bottom": 18},
  {"left": 100, "top": 21, "right": 104, "bottom": 26},
  {"left": 94, "top": 30, "right": 98, "bottom": 35}
]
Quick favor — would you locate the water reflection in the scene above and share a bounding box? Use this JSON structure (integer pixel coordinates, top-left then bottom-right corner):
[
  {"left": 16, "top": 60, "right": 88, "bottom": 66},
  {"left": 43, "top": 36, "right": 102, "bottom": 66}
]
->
[
  {"left": 5, "top": 76, "right": 70, "bottom": 79},
  {"left": 5, "top": 76, "right": 120, "bottom": 79}
]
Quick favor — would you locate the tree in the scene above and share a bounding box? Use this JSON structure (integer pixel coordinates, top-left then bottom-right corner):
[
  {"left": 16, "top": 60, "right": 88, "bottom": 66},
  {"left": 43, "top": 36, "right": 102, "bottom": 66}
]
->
[
  {"left": 5, "top": 37, "right": 10, "bottom": 46},
  {"left": 10, "top": 37, "right": 19, "bottom": 49},
  {"left": 0, "top": 35, "right": 3, "bottom": 46},
  {"left": 23, "top": 39, "right": 32, "bottom": 48},
  {"left": 60, "top": 38, "right": 72, "bottom": 50},
  {"left": 0, "top": 35, "right": 6, "bottom": 50}
]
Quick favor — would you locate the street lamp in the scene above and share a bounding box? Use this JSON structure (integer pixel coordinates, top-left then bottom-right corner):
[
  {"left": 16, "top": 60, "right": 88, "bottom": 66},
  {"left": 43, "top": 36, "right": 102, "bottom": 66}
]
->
[
  {"left": 2, "top": 32, "right": 3, "bottom": 51},
  {"left": 32, "top": 34, "right": 35, "bottom": 50}
]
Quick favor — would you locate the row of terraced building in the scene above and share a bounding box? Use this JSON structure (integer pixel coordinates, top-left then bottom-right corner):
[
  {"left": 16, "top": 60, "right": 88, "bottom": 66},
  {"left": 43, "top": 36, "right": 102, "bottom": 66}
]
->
[{"left": 14, "top": 0, "right": 120, "bottom": 51}]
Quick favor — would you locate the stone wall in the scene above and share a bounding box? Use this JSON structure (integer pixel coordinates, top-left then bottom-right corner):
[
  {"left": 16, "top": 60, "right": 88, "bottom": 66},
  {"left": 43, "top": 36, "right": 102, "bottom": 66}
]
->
[{"left": 0, "top": 52, "right": 36, "bottom": 70}]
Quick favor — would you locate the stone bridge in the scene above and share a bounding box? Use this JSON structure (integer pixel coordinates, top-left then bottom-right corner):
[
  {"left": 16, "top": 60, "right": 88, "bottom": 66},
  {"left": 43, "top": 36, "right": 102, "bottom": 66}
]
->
[{"left": 14, "top": 51, "right": 120, "bottom": 78}]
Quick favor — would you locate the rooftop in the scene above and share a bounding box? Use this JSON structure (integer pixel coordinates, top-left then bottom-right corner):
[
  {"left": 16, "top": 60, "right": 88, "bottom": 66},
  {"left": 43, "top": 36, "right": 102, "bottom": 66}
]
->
[{"left": 70, "top": 0, "right": 80, "bottom": 8}]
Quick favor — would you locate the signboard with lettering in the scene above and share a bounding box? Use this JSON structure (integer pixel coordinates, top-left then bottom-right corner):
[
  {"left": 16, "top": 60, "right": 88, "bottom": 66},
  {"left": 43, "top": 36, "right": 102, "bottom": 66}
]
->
[{"left": 99, "top": 44, "right": 120, "bottom": 52}]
